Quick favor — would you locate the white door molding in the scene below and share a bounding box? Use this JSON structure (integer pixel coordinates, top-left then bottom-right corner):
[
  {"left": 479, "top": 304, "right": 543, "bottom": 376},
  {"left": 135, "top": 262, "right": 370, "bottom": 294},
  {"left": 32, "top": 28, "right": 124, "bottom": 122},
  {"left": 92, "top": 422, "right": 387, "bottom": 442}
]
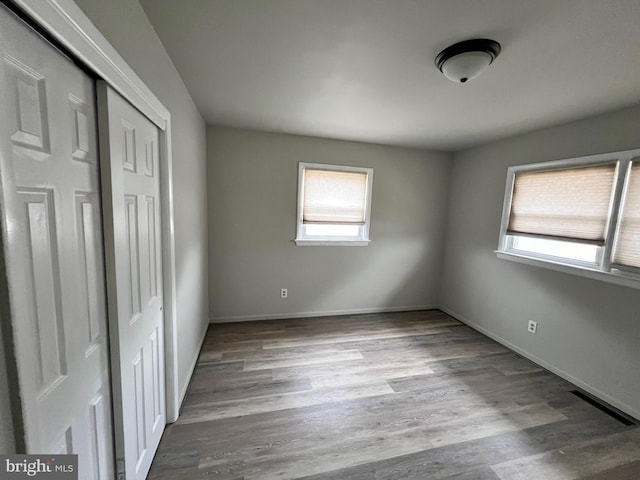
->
[{"left": 11, "top": 0, "right": 181, "bottom": 423}]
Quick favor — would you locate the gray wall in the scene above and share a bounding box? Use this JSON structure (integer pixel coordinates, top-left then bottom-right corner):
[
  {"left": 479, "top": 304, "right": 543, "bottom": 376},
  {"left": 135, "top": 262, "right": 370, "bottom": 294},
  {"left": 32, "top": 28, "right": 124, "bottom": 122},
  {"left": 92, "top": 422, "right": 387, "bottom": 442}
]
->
[
  {"left": 208, "top": 127, "right": 451, "bottom": 321},
  {"left": 74, "top": 0, "right": 209, "bottom": 400},
  {"left": 440, "top": 105, "right": 640, "bottom": 418}
]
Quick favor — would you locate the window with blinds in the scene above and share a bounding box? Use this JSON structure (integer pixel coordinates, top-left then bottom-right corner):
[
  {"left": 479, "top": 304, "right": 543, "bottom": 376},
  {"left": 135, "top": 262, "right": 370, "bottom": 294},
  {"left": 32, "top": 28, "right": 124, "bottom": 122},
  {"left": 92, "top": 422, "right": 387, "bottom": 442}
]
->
[
  {"left": 613, "top": 161, "right": 640, "bottom": 268},
  {"left": 498, "top": 149, "right": 640, "bottom": 288},
  {"left": 296, "top": 163, "right": 373, "bottom": 245},
  {"left": 303, "top": 169, "right": 368, "bottom": 224},
  {"left": 507, "top": 164, "right": 616, "bottom": 245}
]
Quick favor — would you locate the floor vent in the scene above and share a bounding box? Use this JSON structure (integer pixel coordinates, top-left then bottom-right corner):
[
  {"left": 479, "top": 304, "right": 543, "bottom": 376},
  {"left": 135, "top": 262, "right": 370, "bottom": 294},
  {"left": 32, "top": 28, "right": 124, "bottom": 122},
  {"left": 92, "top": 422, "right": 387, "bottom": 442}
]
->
[{"left": 570, "top": 390, "right": 636, "bottom": 426}]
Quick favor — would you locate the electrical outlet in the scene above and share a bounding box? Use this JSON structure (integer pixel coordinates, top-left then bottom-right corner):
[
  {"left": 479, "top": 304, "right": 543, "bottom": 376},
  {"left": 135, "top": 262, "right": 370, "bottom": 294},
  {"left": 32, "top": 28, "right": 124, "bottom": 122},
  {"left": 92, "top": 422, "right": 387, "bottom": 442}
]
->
[
  {"left": 280, "top": 288, "right": 288, "bottom": 298},
  {"left": 527, "top": 320, "right": 538, "bottom": 334}
]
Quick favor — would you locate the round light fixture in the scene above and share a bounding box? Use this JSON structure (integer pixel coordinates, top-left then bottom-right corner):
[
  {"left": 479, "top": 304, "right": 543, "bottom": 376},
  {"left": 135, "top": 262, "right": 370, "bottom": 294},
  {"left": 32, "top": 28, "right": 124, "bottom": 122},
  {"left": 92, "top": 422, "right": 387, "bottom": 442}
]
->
[{"left": 435, "top": 39, "right": 501, "bottom": 84}]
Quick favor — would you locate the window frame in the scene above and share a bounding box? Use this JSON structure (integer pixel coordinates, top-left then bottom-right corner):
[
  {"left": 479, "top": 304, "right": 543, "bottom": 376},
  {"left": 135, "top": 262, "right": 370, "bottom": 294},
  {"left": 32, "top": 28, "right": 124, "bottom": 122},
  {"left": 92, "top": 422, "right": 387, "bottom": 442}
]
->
[
  {"left": 295, "top": 162, "right": 374, "bottom": 246},
  {"left": 496, "top": 148, "right": 640, "bottom": 290}
]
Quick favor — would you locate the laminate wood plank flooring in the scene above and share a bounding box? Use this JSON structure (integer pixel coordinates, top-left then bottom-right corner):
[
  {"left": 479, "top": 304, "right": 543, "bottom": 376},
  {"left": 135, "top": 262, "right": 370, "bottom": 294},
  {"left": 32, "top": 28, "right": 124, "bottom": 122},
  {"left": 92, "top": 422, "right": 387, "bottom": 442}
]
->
[{"left": 147, "top": 310, "right": 640, "bottom": 480}]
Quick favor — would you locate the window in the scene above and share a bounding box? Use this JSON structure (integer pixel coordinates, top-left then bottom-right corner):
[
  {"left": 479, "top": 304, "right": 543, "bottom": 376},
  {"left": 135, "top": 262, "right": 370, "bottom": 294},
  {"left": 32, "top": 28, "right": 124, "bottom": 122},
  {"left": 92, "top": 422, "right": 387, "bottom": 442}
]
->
[
  {"left": 497, "top": 149, "right": 640, "bottom": 288},
  {"left": 295, "top": 162, "right": 373, "bottom": 246},
  {"left": 613, "top": 161, "right": 640, "bottom": 268}
]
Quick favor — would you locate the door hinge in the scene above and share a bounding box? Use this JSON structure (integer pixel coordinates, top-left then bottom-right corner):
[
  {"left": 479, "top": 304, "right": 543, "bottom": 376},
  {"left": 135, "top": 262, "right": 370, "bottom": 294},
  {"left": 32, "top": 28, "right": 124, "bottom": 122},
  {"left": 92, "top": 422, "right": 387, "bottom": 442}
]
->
[{"left": 117, "top": 458, "right": 126, "bottom": 480}]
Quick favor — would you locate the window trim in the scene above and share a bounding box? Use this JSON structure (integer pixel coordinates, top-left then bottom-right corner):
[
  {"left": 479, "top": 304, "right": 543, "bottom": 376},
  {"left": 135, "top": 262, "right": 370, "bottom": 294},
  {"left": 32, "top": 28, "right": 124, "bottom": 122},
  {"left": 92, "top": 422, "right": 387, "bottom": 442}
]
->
[
  {"left": 496, "top": 148, "right": 640, "bottom": 289},
  {"left": 295, "top": 162, "right": 373, "bottom": 246}
]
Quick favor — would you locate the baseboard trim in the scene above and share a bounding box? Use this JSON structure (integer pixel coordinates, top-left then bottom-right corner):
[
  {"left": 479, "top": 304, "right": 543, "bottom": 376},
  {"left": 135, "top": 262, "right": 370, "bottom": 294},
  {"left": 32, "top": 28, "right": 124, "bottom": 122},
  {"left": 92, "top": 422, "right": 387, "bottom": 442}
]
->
[
  {"left": 177, "top": 321, "right": 209, "bottom": 412},
  {"left": 438, "top": 305, "right": 640, "bottom": 421},
  {"left": 209, "top": 304, "right": 438, "bottom": 323}
]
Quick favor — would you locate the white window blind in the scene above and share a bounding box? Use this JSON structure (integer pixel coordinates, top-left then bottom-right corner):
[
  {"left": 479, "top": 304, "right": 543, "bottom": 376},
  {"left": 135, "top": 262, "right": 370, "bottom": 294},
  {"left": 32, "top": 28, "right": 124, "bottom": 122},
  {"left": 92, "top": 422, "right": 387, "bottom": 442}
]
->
[
  {"left": 613, "top": 161, "right": 640, "bottom": 268},
  {"left": 507, "top": 164, "right": 617, "bottom": 244},
  {"left": 303, "top": 169, "right": 368, "bottom": 224}
]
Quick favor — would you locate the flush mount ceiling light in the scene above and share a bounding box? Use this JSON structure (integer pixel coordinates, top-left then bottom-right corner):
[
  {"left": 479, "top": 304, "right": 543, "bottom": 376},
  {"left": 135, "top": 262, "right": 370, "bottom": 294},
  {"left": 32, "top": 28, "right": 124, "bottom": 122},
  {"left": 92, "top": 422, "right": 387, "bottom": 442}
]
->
[{"left": 435, "top": 38, "right": 501, "bottom": 84}]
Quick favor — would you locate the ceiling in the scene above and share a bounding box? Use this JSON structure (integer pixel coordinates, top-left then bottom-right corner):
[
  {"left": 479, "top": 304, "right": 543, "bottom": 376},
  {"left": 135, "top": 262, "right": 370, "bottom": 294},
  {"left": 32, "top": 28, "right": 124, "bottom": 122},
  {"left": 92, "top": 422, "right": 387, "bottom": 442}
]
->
[{"left": 139, "top": 0, "right": 640, "bottom": 151}]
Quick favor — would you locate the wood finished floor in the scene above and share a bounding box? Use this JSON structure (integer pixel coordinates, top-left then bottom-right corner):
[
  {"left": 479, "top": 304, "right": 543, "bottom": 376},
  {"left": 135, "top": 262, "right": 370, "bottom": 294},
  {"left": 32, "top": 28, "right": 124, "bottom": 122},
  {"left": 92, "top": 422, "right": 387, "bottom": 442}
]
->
[{"left": 147, "top": 310, "right": 640, "bottom": 479}]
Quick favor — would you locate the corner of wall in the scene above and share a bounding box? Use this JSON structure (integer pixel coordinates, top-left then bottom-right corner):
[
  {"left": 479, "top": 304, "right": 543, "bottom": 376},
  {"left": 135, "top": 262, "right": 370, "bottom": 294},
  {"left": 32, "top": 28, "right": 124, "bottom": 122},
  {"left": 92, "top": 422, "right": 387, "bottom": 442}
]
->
[{"left": 436, "top": 151, "right": 458, "bottom": 307}]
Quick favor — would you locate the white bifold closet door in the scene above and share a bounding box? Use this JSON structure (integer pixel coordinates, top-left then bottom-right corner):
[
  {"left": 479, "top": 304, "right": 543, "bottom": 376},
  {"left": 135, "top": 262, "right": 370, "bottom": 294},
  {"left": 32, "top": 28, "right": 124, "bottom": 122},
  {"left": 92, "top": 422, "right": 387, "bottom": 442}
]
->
[
  {"left": 97, "top": 82, "right": 166, "bottom": 480},
  {"left": 0, "top": 4, "right": 114, "bottom": 479}
]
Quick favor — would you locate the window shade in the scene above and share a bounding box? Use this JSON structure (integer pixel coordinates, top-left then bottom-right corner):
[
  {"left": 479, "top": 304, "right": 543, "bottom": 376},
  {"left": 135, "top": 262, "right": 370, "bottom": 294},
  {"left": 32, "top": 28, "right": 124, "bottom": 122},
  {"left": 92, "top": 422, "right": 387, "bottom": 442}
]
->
[
  {"left": 507, "top": 164, "right": 616, "bottom": 244},
  {"left": 613, "top": 161, "right": 640, "bottom": 268},
  {"left": 303, "top": 169, "right": 367, "bottom": 224}
]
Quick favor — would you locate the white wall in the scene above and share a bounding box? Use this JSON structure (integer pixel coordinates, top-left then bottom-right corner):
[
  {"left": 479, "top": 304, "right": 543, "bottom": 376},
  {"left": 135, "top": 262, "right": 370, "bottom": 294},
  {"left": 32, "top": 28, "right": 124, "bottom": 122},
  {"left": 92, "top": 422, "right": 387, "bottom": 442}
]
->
[
  {"left": 440, "top": 105, "right": 640, "bottom": 418},
  {"left": 208, "top": 127, "right": 451, "bottom": 321},
  {"left": 73, "top": 0, "right": 209, "bottom": 401}
]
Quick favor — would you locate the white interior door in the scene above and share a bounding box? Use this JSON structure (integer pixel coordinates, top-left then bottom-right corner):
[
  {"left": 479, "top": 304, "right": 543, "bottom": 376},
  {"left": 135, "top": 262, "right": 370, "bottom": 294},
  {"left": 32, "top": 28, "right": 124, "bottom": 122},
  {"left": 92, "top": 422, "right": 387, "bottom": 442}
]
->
[
  {"left": 97, "top": 82, "right": 166, "bottom": 480},
  {"left": 0, "top": 4, "right": 114, "bottom": 478}
]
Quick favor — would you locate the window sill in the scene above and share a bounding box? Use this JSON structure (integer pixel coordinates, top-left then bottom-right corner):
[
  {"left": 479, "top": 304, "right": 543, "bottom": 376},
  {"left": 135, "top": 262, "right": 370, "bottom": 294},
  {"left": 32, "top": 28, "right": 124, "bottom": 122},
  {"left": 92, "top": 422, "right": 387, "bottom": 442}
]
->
[
  {"left": 495, "top": 250, "right": 640, "bottom": 290},
  {"left": 295, "top": 239, "right": 370, "bottom": 246}
]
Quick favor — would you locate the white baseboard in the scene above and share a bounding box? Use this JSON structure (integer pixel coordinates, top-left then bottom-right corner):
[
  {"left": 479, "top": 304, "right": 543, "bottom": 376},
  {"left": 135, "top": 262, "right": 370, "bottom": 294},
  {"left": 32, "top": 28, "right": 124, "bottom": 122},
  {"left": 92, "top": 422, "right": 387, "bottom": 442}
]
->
[
  {"left": 438, "top": 305, "right": 640, "bottom": 421},
  {"left": 209, "top": 304, "right": 438, "bottom": 323},
  {"left": 177, "top": 321, "right": 209, "bottom": 411}
]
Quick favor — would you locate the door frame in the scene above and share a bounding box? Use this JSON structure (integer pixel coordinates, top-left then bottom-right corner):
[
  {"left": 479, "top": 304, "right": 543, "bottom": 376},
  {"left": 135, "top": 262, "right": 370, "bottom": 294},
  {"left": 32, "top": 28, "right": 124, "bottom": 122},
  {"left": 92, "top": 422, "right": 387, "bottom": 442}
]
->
[{"left": 9, "top": 0, "right": 181, "bottom": 424}]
